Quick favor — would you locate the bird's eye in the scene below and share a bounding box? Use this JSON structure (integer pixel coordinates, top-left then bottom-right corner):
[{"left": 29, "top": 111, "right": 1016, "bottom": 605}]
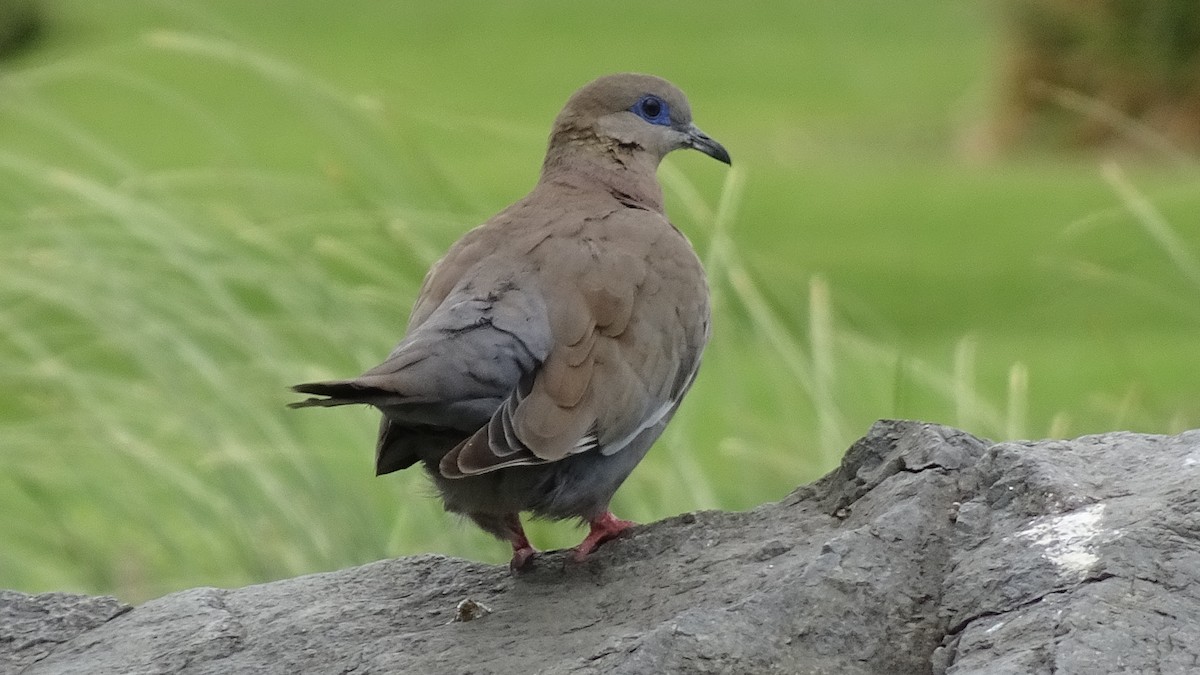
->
[{"left": 631, "top": 95, "right": 670, "bottom": 125}]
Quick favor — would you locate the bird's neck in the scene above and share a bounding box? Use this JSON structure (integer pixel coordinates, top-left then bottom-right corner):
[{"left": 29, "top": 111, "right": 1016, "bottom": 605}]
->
[{"left": 538, "top": 131, "right": 665, "bottom": 213}]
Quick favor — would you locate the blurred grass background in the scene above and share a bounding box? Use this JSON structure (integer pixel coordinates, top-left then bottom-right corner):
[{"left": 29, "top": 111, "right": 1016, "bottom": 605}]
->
[{"left": 1, "top": 0, "right": 1196, "bottom": 603}]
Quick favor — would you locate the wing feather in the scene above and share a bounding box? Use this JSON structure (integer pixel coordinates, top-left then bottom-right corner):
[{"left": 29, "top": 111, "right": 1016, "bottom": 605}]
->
[{"left": 439, "top": 208, "right": 708, "bottom": 479}]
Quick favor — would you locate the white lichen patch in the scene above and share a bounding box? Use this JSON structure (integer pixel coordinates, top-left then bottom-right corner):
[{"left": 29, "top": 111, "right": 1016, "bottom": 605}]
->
[
  {"left": 1016, "top": 503, "right": 1112, "bottom": 578},
  {"left": 450, "top": 598, "right": 492, "bottom": 623}
]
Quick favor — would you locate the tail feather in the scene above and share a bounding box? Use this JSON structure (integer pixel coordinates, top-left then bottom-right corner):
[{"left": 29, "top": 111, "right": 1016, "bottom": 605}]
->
[{"left": 288, "top": 379, "right": 398, "bottom": 409}]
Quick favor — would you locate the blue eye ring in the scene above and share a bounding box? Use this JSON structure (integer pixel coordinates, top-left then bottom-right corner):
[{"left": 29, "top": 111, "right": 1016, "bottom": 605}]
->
[{"left": 630, "top": 95, "right": 671, "bottom": 126}]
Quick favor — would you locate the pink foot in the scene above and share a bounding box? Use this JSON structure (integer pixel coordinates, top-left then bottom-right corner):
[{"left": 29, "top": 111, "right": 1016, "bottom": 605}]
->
[
  {"left": 510, "top": 543, "right": 537, "bottom": 572},
  {"left": 570, "top": 511, "right": 636, "bottom": 562},
  {"left": 505, "top": 514, "right": 538, "bottom": 573}
]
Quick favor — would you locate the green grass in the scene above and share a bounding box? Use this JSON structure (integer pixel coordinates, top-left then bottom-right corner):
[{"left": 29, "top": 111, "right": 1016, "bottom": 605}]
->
[{"left": 1, "top": 0, "right": 1197, "bottom": 602}]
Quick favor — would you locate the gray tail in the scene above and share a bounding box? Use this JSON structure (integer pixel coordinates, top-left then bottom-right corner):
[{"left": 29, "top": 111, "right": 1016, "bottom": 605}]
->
[{"left": 288, "top": 380, "right": 396, "bottom": 409}]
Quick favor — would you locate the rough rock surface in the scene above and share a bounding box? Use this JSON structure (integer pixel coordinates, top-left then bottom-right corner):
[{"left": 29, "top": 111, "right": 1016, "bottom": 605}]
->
[{"left": 3, "top": 420, "right": 1199, "bottom": 674}]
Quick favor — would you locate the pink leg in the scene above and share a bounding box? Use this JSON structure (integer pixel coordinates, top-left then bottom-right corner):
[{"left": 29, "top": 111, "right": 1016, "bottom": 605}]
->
[
  {"left": 503, "top": 513, "right": 538, "bottom": 572},
  {"left": 570, "top": 511, "right": 636, "bottom": 562},
  {"left": 471, "top": 511, "right": 538, "bottom": 572}
]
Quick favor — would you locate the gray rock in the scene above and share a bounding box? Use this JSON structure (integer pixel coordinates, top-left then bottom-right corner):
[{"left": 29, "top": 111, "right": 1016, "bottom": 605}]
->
[
  {"left": 0, "top": 590, "right": 129, "bottom": 672},
  {"left": 3, "top": 420, "right": 1198, "bottom": 674}
]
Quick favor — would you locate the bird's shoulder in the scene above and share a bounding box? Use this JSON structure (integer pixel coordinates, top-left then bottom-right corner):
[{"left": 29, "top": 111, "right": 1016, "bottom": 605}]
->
[{"left": 409, "top": 186, "right": 697, "bottom": 329}]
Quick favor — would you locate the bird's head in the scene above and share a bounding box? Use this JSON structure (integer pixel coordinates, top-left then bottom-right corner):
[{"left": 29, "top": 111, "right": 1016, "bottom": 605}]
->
[{"left": 546, "top": 73, "right": 731, "bottom": 169}]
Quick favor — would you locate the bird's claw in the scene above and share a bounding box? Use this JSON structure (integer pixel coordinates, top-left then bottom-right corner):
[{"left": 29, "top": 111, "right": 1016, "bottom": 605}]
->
[
  {"left": 570, "top": 512, "right": 635, "bottom": 562},
  {"left": 509, "top": 545, "right": 538, "bottom": 573}
]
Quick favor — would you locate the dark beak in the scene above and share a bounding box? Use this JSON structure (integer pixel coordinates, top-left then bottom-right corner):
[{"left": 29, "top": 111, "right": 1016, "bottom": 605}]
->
[{"left": 685, "top": 124, "right": 731, "bottom": 165}]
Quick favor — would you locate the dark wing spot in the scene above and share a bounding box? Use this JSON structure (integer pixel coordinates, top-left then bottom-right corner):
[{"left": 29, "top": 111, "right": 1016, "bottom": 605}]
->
[
  {"left": 442, "top": 316, "right": 494, "bottom": 336},
  {"left": 608, "top": 188, "right": 652, "bottom": 212}
]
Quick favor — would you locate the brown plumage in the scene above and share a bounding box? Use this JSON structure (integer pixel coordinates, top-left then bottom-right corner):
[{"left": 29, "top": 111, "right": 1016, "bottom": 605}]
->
[{"left": 291, "top": 73, "right": 730, "bottom": 570}]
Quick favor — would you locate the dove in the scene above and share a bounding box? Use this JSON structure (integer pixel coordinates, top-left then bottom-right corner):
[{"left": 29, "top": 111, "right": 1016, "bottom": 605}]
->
[{"left": 291, "top": 73, "right": 730, "bottom": 570}]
